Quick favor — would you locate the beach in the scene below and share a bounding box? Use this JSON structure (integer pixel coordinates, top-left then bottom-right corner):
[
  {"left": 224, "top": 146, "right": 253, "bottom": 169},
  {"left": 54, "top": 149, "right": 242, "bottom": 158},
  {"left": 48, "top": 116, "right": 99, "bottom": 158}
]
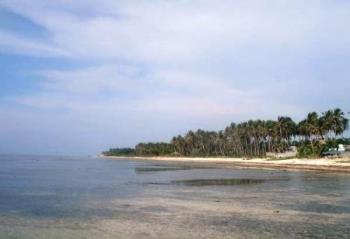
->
[
  {"left": 2, "top": 155, "right": 350, "bottom": 238},
  {"left": 103, "top": 156, "right": 350, "bottom": 173}
]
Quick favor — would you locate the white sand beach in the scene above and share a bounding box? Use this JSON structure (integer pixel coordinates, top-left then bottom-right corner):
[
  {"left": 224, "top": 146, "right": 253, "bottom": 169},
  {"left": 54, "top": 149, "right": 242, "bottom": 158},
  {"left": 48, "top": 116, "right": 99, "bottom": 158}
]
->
[{"left": 103, "top": 156, "right": 350, "bottom": 173}]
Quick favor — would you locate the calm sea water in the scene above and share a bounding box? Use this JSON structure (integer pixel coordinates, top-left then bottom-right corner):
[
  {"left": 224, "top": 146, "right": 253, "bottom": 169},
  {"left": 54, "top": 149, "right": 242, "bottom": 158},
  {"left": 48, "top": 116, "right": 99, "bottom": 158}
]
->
[{"left": 0, "top": 155, "right": 350, "bottom": 238}]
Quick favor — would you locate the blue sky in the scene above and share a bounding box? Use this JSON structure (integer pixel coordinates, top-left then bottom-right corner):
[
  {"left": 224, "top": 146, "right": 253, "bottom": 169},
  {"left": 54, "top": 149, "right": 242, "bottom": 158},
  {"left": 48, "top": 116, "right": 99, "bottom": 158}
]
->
[{"left": 0, "top": 0, "right": 349, "bottom": 155}]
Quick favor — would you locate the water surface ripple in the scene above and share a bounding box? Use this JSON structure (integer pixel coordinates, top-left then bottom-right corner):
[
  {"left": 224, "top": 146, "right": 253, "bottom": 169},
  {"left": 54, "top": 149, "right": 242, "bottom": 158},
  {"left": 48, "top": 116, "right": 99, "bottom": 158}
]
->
[{"left": 0, "top": 155, "right": 350, "bottom": 238}]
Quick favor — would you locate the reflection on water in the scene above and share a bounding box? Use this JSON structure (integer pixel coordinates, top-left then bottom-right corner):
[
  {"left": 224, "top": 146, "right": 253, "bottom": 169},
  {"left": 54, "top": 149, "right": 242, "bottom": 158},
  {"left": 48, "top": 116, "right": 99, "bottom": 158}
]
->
[
  {"left": 1, "top": 155, "right": 350, "bottom": 238},
  {"left": 172, "top": 178, "right": 265, "bottom": 186},
  {"left": 134, "top": 164, "right": 213, "bottom": 173},
  {"left": 135, "top": 166, "right": 198, "bottom": 173},
  {"left": 287, "top": 201, "right": 350, "bottom": 214}
]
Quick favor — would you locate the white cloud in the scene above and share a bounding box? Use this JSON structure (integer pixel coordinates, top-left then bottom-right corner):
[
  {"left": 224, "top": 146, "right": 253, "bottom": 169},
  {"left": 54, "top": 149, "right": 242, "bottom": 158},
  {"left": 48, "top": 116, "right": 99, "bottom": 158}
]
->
[
  {"left": 0, "top": 29, "right": 69, "bottom": 57},
  {"left": 36, "top": 64, "right": 144, "bottom": 94},
  {"left": 1, "top": 0, "right": 350, "bottom": 154},
  {"left": 13, "top": 64, "right": 303, "bottom": 120},
  {"left": 2, "top": 0, "right": 350, "bottom": 62}
]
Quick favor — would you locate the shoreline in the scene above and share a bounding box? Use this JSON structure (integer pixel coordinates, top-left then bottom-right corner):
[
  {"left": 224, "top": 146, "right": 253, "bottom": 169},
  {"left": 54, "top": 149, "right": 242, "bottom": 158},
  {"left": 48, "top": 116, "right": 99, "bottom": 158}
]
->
[{"left": 102, "top": 155, "right": 350, "bottom": 173}]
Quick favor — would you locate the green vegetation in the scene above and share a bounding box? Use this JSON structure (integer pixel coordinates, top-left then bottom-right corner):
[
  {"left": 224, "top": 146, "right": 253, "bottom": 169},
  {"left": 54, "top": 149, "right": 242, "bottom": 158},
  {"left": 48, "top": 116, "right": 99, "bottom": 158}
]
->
[
  {"left": 135, "top": 143, "right": 175, "bottom": 156},
  {"left": 104, "top": 108, "right": 349, "bottom": 158},
  {"left": 103, "top": 147, "right": 135, "bottom": 156}
]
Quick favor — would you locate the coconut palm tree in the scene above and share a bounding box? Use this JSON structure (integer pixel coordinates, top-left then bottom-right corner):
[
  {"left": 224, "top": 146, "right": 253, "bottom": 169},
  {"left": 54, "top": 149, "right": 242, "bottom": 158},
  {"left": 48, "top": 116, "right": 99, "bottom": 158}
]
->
[
  {"left": 333, "top": 108, "right": 349, "bottom": 136},
  {"left": 107, "top": 108, "right": 348, "bottom": 158},
  {"left": 298, "top": 112, "right": 321, "bottom": 140},
  {"left": 320, "top": 108, "right": 349, "bottom": 138}
]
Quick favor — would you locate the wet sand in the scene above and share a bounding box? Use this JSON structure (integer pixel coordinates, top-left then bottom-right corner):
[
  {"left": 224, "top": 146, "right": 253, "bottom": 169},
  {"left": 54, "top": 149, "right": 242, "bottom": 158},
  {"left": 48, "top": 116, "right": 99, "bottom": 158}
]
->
[
  {"left": 104, "top": 156, "right": 350, "bottom": 173},
  {"left": 3, "top": 176, "right": 349, "bottom": 239},
  {"left": 2, "top": 155, "right": 350, "bottom": 239}
]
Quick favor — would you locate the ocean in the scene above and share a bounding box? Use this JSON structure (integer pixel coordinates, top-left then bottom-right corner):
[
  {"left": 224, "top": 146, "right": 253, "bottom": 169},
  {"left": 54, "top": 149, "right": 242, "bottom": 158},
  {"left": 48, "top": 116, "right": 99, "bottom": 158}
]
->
[{"left": 0, "top": 155, "right": 349, "bottom": 238}]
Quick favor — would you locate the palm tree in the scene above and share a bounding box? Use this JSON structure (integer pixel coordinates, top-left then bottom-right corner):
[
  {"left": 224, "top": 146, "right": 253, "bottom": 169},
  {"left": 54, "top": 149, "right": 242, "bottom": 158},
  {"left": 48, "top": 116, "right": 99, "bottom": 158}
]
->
[
  {"left": 111, "top": 108, "right": 348, "bottom": 158},
  {"left": 320, "top": 108, "right": 349, "bottom": 138},
  {"left": 265, "top": 120, "right": 278, "bottom": 152},
  {"left": 276, "top": 116, "right": 297, "bottom": 146},
  {"left": 319, "top": 110, "right": 332, "bottom": 139},
  {"left": 333, "top": 108, "right": 349, "bottom": 136},
  {"left": 171, "top": 136, "right": 186, "bottom": 155},
  {"left": 298, "top": 112, "right": 321, "bottom": 140}
]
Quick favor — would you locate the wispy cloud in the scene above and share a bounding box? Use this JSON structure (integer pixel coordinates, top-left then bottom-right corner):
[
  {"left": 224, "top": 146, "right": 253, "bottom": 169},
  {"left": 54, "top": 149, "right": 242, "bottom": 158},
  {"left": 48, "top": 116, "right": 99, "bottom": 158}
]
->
[
  {"left": 0, "top": 0, "right": 350, "bottom": 154},
  {"left": 0, "top": 29, "right": 69, "bottom": 57},
  {"left": 2, "top": 0, "right": 350, "bottom": 61}
]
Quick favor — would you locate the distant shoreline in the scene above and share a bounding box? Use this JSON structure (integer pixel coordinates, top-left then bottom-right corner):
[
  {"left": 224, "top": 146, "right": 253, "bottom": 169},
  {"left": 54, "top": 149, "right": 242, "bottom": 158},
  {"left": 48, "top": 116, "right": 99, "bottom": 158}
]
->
[{"left": 101, "top": 155, "right": 350, "bottom": 173}]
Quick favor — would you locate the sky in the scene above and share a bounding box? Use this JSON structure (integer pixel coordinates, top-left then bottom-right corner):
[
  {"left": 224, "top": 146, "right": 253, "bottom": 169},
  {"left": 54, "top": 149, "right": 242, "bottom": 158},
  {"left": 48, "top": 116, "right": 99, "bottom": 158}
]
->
[{"left": 0, "top": 0, "right": 349, "bottom": 155}]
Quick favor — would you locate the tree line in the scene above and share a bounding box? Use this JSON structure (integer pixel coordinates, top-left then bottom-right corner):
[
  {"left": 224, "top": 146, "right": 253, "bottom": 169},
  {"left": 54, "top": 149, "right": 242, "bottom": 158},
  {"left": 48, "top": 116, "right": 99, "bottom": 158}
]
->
[{"left": 103, "top": 108, "right": 349, "bottom": 158}]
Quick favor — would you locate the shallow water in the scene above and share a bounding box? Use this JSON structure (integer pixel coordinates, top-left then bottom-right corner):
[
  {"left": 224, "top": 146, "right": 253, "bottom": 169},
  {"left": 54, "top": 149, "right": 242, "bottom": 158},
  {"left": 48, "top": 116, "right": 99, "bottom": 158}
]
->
[
  {"left": 172, "top": 178, "right": 266, "bottom": 186},
  {"left": 0, "top": 155, "right": 350, "bottom": 238}
]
